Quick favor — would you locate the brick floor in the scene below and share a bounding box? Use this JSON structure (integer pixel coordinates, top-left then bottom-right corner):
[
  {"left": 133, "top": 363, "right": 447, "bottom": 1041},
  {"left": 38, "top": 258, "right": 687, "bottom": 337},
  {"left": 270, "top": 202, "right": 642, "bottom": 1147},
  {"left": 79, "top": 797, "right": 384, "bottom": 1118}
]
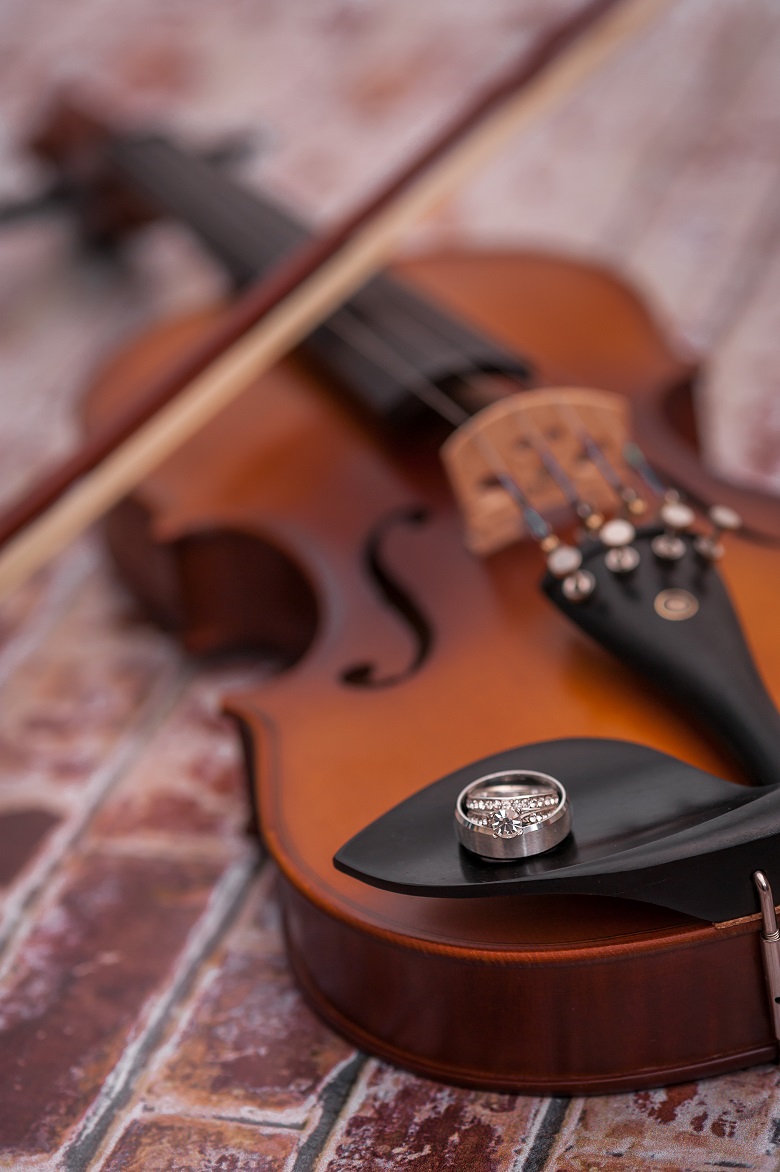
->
[
  {"left": 144, "top": 876, "right": 355, "bottom": 1125},
  {"left": 316, "top": 1064, "right": 543, "bottom": 1171},
  {"left": 544, "top": 1070, "right": 780, "bottom": 1171},
  {"left": 0, "top": 852, "right": 228, "bottom": 1157},
  {"left": 101, "top": 1115, "right": 298, "bottom": 1172},
  {"left": 0, "top": 2, "right": 779, "bottom": 1169}
]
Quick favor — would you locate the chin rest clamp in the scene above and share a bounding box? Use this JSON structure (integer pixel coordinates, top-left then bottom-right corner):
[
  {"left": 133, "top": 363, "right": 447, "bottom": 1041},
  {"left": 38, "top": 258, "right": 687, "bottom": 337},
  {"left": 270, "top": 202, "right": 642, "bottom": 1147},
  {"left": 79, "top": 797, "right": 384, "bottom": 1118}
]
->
[{"left": 755, "top": 870, "right": 780, "bottom": 1055}]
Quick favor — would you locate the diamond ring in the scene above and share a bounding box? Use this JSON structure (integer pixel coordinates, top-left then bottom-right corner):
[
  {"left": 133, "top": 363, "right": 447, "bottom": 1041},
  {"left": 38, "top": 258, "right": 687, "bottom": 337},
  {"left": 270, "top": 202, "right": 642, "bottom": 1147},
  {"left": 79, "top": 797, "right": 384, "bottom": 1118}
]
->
[{"left": 454, "top": 770, "right": 571, "bottom": 860}]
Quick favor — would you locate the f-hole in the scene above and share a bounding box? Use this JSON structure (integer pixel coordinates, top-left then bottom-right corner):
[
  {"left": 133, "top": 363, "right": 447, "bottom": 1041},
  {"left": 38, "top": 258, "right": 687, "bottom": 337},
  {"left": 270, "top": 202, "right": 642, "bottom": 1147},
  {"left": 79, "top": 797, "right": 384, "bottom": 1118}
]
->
[{"left": 340, "top": 505, "right": 434, "bottom": 689}]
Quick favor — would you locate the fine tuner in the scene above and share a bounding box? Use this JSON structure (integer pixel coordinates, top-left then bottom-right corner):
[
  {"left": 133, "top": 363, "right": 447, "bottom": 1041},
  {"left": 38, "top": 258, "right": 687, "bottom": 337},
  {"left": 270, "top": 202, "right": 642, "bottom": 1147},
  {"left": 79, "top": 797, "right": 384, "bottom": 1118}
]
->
[{"left": 443, "top": 385, "right": 742, "bottom": 606}]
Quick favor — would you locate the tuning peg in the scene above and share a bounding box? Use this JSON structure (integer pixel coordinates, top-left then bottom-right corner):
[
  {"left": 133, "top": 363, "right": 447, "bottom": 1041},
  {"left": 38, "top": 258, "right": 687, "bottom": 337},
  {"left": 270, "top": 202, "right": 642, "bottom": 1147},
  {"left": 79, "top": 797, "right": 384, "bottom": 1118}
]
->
[
  {"left": 600, "top": 518, "right": 639, "bottom": 573},
  {"left": 545, "top": 543, "right": 595, "bottom": 602},
  {"left": 651, "top": 500, "right": 696, "bottom": 561},
  {"left": 694, "top": 504, "right": 742, "bottom": 561}
]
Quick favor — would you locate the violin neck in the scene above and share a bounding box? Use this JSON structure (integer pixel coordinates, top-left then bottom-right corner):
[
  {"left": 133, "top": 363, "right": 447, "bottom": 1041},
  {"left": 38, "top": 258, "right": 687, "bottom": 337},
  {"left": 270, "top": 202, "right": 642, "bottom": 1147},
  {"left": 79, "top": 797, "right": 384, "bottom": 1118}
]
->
[
  {"left": 104, "top": 132, "right": 530, "bottom": 431},
  {"left": 106, "top": 133, "right": 300, "bottom": 285}
]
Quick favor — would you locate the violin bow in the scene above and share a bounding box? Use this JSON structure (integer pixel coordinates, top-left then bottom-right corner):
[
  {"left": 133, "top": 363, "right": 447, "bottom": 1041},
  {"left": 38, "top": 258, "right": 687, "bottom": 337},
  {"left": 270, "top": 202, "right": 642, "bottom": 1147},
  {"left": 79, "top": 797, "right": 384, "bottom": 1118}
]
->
[{"left": 0, "top": 0, "right": 669, "bottom": 601}]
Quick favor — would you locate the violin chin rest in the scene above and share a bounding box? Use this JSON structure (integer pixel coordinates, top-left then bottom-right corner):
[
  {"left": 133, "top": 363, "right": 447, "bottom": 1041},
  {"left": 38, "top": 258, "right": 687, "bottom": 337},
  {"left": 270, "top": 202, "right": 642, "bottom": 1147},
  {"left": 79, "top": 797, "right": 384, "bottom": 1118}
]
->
[{"left": 334, "top": 738, "right": 780, "bottom": 923}]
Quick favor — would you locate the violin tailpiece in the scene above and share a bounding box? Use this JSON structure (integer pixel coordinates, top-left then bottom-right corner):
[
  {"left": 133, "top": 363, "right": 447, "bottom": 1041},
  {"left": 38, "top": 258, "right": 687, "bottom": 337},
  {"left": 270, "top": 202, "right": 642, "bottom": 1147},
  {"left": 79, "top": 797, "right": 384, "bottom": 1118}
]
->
[{"left": 544, "top": 529, "right": 780, "bottom": 788}]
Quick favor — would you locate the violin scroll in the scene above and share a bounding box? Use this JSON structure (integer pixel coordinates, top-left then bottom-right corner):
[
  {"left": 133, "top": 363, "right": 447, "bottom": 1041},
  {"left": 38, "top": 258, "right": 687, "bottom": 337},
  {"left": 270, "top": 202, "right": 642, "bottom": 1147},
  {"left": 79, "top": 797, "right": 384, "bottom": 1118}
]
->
[{"left": 26, "top": 98, "right": 256, "bottom": 251}]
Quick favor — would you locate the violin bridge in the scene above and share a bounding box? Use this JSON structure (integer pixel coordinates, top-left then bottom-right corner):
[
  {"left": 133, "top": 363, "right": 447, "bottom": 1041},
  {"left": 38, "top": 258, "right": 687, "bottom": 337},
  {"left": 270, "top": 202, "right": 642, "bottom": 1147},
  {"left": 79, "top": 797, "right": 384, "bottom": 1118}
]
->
[{"left": 441, "top": 387, "right": 630, "bottom": 556}]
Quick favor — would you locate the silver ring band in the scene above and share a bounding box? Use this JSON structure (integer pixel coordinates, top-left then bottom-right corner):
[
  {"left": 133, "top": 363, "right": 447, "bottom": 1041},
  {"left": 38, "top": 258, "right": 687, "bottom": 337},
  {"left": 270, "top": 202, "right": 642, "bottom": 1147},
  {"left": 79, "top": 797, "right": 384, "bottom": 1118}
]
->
[{"left": 454, "top": 770, "right": 571, "bottom": 860}]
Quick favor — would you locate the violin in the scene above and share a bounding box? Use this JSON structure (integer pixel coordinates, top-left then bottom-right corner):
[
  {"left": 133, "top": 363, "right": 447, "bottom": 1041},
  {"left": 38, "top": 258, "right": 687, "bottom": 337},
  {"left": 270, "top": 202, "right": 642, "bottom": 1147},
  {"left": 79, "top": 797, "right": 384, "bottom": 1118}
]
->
[{"left": 9, "top": 6, "right": 780, "bottom": 1093}]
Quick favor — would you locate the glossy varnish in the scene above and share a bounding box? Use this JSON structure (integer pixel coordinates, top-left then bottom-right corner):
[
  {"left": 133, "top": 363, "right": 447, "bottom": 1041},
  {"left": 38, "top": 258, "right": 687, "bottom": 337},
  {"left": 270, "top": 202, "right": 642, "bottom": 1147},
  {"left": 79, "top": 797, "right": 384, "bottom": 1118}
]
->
[{"left": 81, "top": 251, "right": 780, "bottom": 1091}]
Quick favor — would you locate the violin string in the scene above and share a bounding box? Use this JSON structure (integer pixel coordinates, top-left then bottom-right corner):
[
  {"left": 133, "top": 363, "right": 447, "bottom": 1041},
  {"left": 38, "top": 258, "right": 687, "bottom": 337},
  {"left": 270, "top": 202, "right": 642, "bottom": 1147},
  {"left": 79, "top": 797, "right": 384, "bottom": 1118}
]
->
[
  {"left": 241, "top": 215, "right": 655, "bottom": 527},
  {"left": 325, "top": 305, "right": 470, "bottom": 429},
  {"left": 377, "top": 290, "right": 651, "bottom": 525},
  {"left": 623, "top": 441, "right": 672, "bottom": 499},
  {"left": 136, "top": 141, "right": 628, "bottom": 506},
  {"left": 500, "top": 370, "right": 673, "bottom": 513},
  {"left": 302, "top": 302, "right": 671, "bottom": 544},
  {"left": 323, "top": 308, "right": 668, "bottom": 545},
  {"left": 346, "top": 286, "right": 675, "bottom": 517},
  {"left": 478, "top": 457, "right": 554, "bottom": 544},
  {"left": 333, "top": 306, "right": 554, "bottom": 544},
  {"left": 85, "top": 145, "right": 677, "bottom": 527},
  {"left": 551, "top": 397, "right": 625, "bottom": 498},
  {"left": 455, "top": 370, "right": 604, "bottom": 533},
  {"left": 507, "top": 401, "right": 598, "bottom": 525},
  {"left": 542, "top": 390, "right": 647, "bottom": 514},
  {"left": 94, "top": 148, "right": 487, "bottom": 431}
]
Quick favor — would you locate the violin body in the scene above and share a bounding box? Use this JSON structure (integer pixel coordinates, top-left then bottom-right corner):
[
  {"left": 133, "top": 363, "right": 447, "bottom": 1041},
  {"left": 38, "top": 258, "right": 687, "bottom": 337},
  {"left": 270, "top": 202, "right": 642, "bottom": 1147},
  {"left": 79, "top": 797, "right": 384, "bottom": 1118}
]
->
[{"left": 80, "top": 248, "right": 780, "bottom": 1092}]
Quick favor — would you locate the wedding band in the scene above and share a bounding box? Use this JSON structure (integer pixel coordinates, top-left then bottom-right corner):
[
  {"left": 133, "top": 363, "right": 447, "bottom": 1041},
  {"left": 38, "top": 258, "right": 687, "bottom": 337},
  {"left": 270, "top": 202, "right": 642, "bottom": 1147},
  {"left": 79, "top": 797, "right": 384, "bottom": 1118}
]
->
[{"left": 454, "top": 770, "right": 571, "bottom": 860}]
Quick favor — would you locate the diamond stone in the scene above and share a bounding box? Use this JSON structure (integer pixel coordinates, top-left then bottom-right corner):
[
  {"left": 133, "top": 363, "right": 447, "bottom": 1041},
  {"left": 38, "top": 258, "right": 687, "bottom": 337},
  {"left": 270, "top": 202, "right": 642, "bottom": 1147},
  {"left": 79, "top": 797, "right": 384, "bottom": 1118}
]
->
[{"left": 491, "top": 807, "right": 523, "bottom": 838}]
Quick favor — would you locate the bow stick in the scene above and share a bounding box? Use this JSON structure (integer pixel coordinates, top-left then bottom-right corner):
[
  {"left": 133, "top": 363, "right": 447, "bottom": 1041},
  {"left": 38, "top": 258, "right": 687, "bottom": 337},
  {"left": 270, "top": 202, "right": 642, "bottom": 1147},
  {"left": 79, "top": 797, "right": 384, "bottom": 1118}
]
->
[{"left": 0, "top": 0, "right": 668, "bottom": 601}]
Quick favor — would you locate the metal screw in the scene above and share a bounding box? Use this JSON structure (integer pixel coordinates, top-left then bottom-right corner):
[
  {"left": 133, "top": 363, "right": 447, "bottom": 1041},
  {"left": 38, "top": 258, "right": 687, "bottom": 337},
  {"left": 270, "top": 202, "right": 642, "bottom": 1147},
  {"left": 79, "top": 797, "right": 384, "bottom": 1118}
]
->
[
  {"left": 695, "top": 504, "right": 742, "bottom": 561},
  {"left": 562, "top": 569, "right": 596, "bottom": 602},
  {"left": 652, "top": 500, "right": 695, "bottom": 561},
  {"left": 546, "top": 544, "right": 583, "bottom": 579},
  {"left": 600, "top": 518, "right": 640, "bottom": 574}
]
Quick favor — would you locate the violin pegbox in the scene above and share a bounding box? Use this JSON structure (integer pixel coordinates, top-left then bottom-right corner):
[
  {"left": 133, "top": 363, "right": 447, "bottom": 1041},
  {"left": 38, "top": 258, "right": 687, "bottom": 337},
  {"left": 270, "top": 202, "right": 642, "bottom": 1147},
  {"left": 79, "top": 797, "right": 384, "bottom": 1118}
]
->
[{"left": 441, "top": 387, "right": 630, "bottom": 557}]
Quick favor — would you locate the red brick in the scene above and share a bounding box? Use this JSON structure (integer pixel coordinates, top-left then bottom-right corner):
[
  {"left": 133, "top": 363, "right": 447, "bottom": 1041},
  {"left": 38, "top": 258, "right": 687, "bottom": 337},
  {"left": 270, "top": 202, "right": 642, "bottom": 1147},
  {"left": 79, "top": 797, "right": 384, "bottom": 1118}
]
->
[
  {"left": 546, "top": 1070, "right": 780, "bottom": 1171},
  {"left": 319, "top": 1063, "right": 542, "bottom": 1171},
  {"left": 0, "top": 566, "right": 60, "bottom": 663},
  {"left": 90, "top": 670, "right": 257, "bottom": 849},
  {"left": 0, "top": 851, "right": 225, "bottom": 1157},
  {"left": 99, "top": 1113, "right": 298, "bottom": 1172},
  {"left": 0, "top": 574, "right": 173, "bottom": 791},
  {"left": 148, "top": 875, "right": 353, "bottom": 1119},
  {"left": 0, "top": 806, "right": 60, "bottom": 886}
]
